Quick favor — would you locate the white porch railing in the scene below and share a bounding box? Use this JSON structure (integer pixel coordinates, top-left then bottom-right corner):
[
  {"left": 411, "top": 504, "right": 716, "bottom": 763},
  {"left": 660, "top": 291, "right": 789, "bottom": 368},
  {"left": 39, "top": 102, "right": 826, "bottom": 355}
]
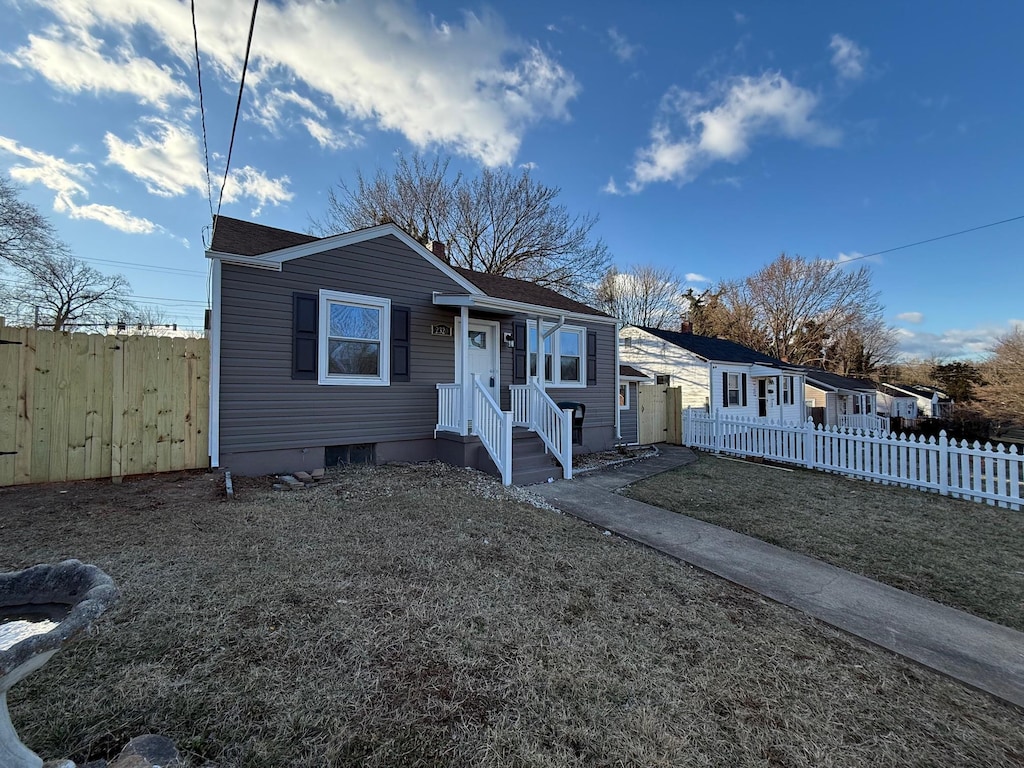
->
[
  {"left": 436, "top": 383, "right": 463, "bottom": 434},
  {"left": 683, "top": 409, "right": 1023, "bottom": 510},
  {"left": 513, "top": 377, "right": 573, "bottom": 480},
  {"left": 840, "top": 414, "right": 890, "bottom": 433},
  {"left": 472, "top": 375, "right": 513, "bottom": 485}
]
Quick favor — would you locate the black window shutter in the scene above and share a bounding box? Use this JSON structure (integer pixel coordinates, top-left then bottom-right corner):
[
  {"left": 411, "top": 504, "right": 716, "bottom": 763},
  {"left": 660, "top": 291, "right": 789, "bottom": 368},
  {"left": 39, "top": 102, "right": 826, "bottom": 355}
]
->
[
  {"left": 512, "top": 320, "right": 527, "bottom": 384},
  {"left": 292, "top": 292, "right": 318, "bottom": 380},
  {"left": 741, "top": 373, "right": 748, "bottom": 407},
  {"left": 722, "top": 371, "right": 729, "bottom": 407},
  {"left": 391, "top": 305, "right": 411, "bottom": 382},
  {"left": 586, "top": 330, "right": 598, "bottom": 385}
]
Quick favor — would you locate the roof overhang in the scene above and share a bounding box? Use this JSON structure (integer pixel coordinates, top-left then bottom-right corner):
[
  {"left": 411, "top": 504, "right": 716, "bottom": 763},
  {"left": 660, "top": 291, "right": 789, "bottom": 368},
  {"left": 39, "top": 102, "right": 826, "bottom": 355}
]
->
[
  {"left": 620, "top": 373, "right": 654, "bottom": 382},
  {"left": 205, "top": 223, "right": 483, "bottom": 295},
  {"left": 432, "top": 293, "right": 618, "bottom": 325},
  {"left": 708, "top": 360, "right": 803, "bottom": 377}
]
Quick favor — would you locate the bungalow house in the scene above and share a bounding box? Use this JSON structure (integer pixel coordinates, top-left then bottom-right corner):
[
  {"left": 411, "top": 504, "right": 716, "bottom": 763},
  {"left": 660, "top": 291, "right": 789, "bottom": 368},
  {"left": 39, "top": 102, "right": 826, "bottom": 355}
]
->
[
  {"left": 618, "top": 324, "right": 806, "bottom": 422},
  {"left": 206, "top": 217, "right": 620, "bottom": 485},
  {"left": 877, "top": 383, "right": 954, "bottom": 419},
  {"left": 797, "top": 367, "right": 885, "bottom": 431},
  {"left": 618, "top": 364, "right": 654, "bottom": 445}
]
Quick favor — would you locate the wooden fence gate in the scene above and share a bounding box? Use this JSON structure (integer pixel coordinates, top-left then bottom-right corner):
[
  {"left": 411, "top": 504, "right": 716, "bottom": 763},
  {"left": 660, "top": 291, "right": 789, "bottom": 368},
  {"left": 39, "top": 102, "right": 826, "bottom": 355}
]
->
[
  {"left": 638, "top": 384, "right": 682, "bottom": 445},
  {"left": 0, "top": 322, "right": 209, "bottom": 486}
]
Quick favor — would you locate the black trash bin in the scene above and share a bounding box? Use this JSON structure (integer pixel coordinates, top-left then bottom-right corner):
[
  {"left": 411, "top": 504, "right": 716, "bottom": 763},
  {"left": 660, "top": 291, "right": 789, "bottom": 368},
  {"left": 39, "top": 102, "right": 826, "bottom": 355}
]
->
[{"left": 556, "top": 401, "right": 586, "bottom": 445}]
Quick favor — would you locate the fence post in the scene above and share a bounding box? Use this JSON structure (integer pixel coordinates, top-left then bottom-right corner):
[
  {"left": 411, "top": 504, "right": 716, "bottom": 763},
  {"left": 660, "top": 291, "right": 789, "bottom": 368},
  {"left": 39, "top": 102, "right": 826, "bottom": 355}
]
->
[
  {"left": 938, "top": 429, "right": 949, "bottom": 496},
  {"left": 804, "top": 418, "right": 815, "bottom": 469},
  {"left": 714, "top": 410, "right": 722, "bottom": 454}
]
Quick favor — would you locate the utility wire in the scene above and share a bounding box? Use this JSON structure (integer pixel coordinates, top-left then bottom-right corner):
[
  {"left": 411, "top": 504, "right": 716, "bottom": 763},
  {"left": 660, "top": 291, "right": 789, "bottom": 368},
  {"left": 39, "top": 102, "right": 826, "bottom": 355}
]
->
[
  {"left": 213, "top": 0, "right": 260, "bottom": 236},
  {"left": 190, "top": 0, "right": 214, "bottom": 225},
  {"left": 842, "top": 213, "right": 1024, "bottom": 264}
]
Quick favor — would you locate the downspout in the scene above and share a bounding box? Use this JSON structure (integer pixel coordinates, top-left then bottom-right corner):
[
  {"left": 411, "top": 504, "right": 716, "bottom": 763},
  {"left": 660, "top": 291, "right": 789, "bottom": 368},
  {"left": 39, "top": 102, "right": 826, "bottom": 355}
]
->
[
  {"left": 208, "top": 258, "right": 222, "bottom": 468},
  {"left": 615, "top": 320, "right": 622, "bottom": 441}
]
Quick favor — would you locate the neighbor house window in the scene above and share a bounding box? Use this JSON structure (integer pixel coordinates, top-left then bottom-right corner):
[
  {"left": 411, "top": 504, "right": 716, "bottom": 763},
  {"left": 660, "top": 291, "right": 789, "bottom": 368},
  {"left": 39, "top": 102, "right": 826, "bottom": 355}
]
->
[
  {"left": 782, "top": 376, "right": 793, "bottom": 405},
  {"left": 727, "top": 373, "right": 741, "bottom": 406},
  {"left": 318, "top": 290, "right": 390, "bottom": 386},
  {"left": 619, "top": 383, "right": 629, "bottom": 409},
  {"left": 527, "top": 322, "right": 585, "bottom": 387}
]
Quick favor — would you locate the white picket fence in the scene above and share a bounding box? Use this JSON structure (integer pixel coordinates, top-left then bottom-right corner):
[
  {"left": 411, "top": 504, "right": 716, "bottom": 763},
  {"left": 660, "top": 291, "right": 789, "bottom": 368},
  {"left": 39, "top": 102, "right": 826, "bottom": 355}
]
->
[{"left": 684, "top": 409, "right": 1023, "bottom": 510}]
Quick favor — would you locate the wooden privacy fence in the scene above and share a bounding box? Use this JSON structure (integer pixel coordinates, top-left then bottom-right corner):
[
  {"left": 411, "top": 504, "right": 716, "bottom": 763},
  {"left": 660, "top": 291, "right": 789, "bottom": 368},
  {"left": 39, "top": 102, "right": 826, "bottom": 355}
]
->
[
  {"left": 638, "top": 384, "right": 682, "bottom": 445},
  {"left": 0, "top": 322, "right": 209, "bottom": 486},
  {"left": 684, "top": 408, "right": 1023, "bottom": 510}
]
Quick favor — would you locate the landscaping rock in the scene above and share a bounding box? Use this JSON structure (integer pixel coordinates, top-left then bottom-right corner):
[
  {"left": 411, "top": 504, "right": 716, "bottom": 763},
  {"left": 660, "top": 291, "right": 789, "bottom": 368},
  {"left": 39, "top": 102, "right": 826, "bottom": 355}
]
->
[
  {"left": 294, "top": 470, "right": 313, "bottom": 483},
  {"left": 109, "top": 734, "right": 182, "bottom": 767},
  {"left": 42, "top": 760, "right": 75, "bottom": 768},
  {"left": 311, "top": 467, "right": 325, "bottom": 479},
  {"left": 277, "top": 475, "right": 304, "bottom": 490}
]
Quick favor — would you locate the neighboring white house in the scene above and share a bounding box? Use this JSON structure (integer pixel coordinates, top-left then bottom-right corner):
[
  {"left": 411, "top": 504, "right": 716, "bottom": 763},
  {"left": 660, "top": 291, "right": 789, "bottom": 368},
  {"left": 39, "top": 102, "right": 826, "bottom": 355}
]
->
[
  {"left": 878, "top": 383, "right": 954, "bottom": 419},
  {"left": 618, "top": 324, "right": 806, "bottom": 422},
  {"left": 798, "top": 367, "right": 882, "bottom": 430}
]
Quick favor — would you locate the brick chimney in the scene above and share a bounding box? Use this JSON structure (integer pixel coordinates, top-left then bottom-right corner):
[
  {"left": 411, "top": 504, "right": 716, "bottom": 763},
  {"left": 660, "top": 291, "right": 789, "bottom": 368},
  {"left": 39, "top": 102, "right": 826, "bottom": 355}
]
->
[
  {"left": 680, "top": 320, "right": 693, "bottom": 334},
  {"left": 429, "top": 240, "right": 449, "bottom": 264}
]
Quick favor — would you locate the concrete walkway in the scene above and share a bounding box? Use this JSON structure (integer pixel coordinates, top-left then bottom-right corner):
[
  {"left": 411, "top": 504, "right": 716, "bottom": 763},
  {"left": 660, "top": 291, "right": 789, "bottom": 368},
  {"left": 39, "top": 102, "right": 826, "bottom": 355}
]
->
[{"left": 532, "top": 445, "right": 1024, "bottom": 709}]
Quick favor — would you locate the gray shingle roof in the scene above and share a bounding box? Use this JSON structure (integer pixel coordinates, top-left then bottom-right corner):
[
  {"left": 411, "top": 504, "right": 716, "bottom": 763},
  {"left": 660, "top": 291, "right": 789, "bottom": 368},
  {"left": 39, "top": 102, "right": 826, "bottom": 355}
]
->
[
  {"left": 794, "top": 366, "right": 875, "bottom": 392},
  {"left": 637, "top": 326, "right": 787, "bottom": 366},
  {"left": 210, "top": 216, "right": 608, "bottom": 317}
]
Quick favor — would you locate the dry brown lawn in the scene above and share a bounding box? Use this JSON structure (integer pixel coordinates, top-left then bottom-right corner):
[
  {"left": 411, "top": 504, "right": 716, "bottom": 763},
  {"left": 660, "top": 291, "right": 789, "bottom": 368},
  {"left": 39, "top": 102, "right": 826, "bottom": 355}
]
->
[
  {"left": 623, "top": 451, "right": 1024, "bottom": 631},
  {"left": 2, "top": 463, "right": 1022, "bottom": 767}
]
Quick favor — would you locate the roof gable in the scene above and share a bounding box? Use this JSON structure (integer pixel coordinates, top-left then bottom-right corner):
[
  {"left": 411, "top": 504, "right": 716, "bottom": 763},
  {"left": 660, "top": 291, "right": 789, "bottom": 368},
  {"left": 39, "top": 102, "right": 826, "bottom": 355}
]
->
[{"left": 208, "top": 216, "right": 609, "bottom": 317}]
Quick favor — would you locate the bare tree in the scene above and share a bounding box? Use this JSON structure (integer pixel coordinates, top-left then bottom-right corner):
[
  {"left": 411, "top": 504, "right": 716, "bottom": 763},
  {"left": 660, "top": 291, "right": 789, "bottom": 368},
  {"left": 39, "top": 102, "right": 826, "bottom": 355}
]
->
[
  {"left": 685, "top": 254, "right": 890, "bottom": 370},
  {"left": 975, "top": 328, "right": 1024, "bottom": 426},
  {"left": 1, "top": 174, "right": 134, "bottom": 330},
  {"left": 596, "top": 265, "right": 685, "bottom": 328},
  {"left": 311, "top": 152, "right": 611, "bottom": 301}
]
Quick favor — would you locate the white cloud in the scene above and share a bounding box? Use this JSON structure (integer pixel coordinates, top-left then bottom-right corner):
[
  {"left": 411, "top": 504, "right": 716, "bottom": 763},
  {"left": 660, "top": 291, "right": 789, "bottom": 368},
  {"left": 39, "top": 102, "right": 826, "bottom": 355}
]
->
[
  {"left": 26, "top": 0, "right": 579, "bottom": 167},
  {"left": 627, "top": 73, "right": 840, "bottom": 191},
  {"left": 518, "top": 161, "right": 538, "bottom": 170},
  {"left": 896, "top": 312, "right": 924, "bottom": 324},
  {"left": 602, "top": 176, "right": 622, "bottom": 195},
  {"left": 0, "top": 134, "right": 158, "bottom": 234},
  {"left": 300, "top": 118, "right": 359, "bottom": 152},
  {"left": 104, "top": 118, "right": 207, "bottom": 198},
  {"left": 685, "top": 273, "right": 710, "bottom": 283},
  {"left": 895, "top": 322, "right": 1016, "bottom": 360},
  {"left": 733, "top": 11, "right": 748, "bottom": 24},
  {"left": 221, "top": 166, "right": 293, "bottom": 217},
  {"left": 829, "top": 34, "right": 868, "bottom": 81},
  {"left": 3, "top": 27, "right": 190, "bottom": 110},
  {"left": 608, "top": 28, "right": 639, "bottom": 63},
  {"left": 836, "top": 250, "right": 881, "bottom": 265}
]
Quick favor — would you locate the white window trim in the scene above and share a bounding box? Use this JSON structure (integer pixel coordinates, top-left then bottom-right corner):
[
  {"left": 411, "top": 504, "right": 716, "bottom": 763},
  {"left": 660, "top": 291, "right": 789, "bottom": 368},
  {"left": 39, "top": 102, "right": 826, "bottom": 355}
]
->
[
  {"left": 318, "top": 289, "right": 391, "bottom": 386},
  {"left": 619, "top": 382, "right": 630, "bottom": 410},
  {"left": 527, "top": 320, "right": 586, "bottom": 388},
  {"left": 782, "top": 376, "right": 793, "bottom": 405},
  {"left": 726, "top": 372, "right": 741, "bottom": 407}
]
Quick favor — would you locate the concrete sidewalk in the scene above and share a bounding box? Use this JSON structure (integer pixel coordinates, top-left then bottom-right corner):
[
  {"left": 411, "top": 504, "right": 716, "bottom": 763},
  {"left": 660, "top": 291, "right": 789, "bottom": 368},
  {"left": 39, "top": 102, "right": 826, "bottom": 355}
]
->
[{"left": 533, "top": 445, "right": 1024, "bottom": 709}]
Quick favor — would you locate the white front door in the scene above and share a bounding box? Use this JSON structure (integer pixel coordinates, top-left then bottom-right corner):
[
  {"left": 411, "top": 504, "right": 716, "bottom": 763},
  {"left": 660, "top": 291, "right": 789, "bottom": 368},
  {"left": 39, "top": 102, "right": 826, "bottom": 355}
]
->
[{"left": 467, "top": 322, "right": 500, "bottom": 409}]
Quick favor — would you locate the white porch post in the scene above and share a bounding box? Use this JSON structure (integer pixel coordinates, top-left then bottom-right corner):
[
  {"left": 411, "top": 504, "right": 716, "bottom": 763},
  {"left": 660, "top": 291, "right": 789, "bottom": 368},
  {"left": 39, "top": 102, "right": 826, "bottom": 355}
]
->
[{"left": 460, "top": 306, "right": 469, "bottom": 435}]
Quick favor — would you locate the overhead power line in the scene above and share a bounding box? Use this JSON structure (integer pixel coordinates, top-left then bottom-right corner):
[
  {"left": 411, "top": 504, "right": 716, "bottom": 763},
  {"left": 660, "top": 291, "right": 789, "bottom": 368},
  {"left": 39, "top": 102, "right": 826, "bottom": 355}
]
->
[
  {"left": 191, "top": 0, "right": 214, "bottom": 224},
  {"left": 213, "top": 0, "right": 260, "bottom": 233},
  {"left": 842, "top": 213, "right": 1024, "bottom": 265}
]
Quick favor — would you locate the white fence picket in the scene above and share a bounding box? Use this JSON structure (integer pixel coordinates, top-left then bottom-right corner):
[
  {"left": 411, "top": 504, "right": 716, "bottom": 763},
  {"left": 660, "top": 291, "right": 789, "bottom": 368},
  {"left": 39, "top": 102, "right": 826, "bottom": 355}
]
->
[{"left": 683, "top": 408, "right": 1023, "bottom": 510}]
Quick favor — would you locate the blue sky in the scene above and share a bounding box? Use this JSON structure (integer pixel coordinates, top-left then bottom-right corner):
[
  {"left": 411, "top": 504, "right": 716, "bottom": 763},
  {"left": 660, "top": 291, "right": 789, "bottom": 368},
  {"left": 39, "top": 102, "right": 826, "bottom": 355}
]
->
[{"left": 1, "top": 0, "right": 1021, "bottom": 358}]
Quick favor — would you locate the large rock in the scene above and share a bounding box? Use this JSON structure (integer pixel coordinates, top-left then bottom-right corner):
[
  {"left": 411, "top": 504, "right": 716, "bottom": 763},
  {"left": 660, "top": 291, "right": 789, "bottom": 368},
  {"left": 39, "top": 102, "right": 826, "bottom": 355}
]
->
[{"left": 108, "top": 735, "right": 182, "bottom": 768}]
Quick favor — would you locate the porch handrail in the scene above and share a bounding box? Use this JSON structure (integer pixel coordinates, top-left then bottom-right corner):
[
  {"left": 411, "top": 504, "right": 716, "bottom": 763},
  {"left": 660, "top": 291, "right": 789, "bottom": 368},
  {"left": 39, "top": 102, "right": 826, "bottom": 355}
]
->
[
  {"left": 472, "top": 375, "right": 513, "bottom": 485},
  {"left": 435, "top": 383, "right": 463, "bottom": 435},
  {"left": 523, "top": 377, "right": 573, "bottom": 480},
  {"left": 510, "top": 384, "right": 530, "bottom": 427}
]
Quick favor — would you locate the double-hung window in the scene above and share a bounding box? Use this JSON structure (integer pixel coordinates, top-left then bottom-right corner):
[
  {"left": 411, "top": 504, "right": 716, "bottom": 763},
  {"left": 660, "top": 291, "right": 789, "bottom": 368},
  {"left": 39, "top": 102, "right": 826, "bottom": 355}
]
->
[
  {"left": 727, "top": 373, "right": 741, "bottom": 406},
  {"left": 782, "top": 376, "right": 793, "bottom": 405},
  {"left": 318, "top": 290, "right": 390, "bottom": 386},
  {"left": 527, "top": 321, "right": 585, "bottom": 387}
]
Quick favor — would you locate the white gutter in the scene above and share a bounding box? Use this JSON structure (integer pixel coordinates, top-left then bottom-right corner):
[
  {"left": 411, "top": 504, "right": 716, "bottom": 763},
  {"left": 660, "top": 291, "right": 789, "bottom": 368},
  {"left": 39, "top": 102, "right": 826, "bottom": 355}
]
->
[
  {"left": 208, "top": 259, "right": 222, "bottom": 468},
  {"left": 433, "top": 293, "right": 617, "bottom": 325}
]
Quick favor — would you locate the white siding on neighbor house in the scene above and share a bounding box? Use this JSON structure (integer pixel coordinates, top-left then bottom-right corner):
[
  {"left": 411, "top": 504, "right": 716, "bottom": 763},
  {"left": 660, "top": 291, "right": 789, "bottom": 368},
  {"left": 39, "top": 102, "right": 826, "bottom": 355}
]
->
[{"left": 618, "top": 328, "right": 805, "bottom": 423}]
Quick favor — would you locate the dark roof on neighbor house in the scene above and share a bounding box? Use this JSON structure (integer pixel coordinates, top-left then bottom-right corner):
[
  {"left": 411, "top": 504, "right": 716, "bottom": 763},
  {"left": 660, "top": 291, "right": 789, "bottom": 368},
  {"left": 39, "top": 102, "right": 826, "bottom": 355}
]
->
[
  {"left": 210, "top": 216, "right": 609, "bottom": 318},
  {"left": 794, "top": 366, "right": 875, "bottom": 393},
  {"left": 637, "top": 326, "right": 788, "bottom": 366},
  {"left": 619, "top": 364, "right": 650, "bottom": 380},
  {"left": 880, "top": 382, "right": 952, "bottom": 401}
]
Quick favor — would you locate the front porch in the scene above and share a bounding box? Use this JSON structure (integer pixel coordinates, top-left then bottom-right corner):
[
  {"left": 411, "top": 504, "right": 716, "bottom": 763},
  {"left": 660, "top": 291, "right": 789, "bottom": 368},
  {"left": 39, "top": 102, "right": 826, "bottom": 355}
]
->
[{"left": 436, "top": 375, "right": 574, "bottom": 486}]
